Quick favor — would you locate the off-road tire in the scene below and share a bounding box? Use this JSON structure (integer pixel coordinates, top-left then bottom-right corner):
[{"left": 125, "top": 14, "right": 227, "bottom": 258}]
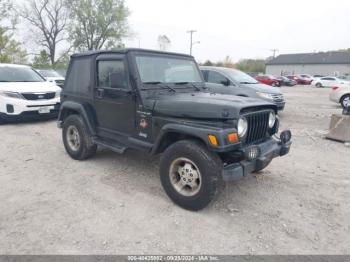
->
[
  {"left": 340, "top": 94, "right": 350, "bottom": 109},
  {"left": 62, "top": 114, "right": 97, "bottom": 160},
  {"left": 159, "top": 139, "right": 223, "bottom": 211}
]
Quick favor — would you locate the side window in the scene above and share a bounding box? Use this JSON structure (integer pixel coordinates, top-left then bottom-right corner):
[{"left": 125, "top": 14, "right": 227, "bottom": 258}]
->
[
  {"left": 97, "top": 60, "right": 127, "bottom": 89},
  {"left": 65, "top": 58, "right": 91, "bottom": 93},
  {"left": 207, "top": 71, "right": 229, "bottom": 85}
]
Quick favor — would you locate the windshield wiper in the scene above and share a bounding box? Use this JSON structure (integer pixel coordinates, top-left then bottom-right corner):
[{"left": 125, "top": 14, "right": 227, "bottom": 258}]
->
[
  {"left": 174, "top": 82, "right": 201, "bottom": 91},
  {"left": 240, "top": 81, "right": 259, "bottom": 84},
  {"left": 141, "top": 82, "right": 176, "bottom": 92}
]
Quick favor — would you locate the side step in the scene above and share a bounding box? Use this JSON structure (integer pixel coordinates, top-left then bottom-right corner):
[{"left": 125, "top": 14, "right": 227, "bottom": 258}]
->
[{"left": 92, "top": 137, "right": 127, "bottom": 154}]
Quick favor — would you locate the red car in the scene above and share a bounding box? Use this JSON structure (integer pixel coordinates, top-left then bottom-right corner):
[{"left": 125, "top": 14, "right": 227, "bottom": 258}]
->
[
  {"left": 255, "top": 75, "right": 280, "bottom": 87},
  {"left": 286, "top": 75, "right": 312, "bottom": 85}
]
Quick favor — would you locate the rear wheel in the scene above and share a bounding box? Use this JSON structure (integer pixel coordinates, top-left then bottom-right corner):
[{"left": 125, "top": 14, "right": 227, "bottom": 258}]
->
[
  {"left": 315, "top": 83, "right": 322, "bottom": 88},
  {"left": 159, "top": 140, "right": 222, "bottom": 211},
  {"left": 62, "top": 114, "right": 97, "bottom": 160},
  {"left": 340, "top": 94, "right": 350, "bottom": 109}
]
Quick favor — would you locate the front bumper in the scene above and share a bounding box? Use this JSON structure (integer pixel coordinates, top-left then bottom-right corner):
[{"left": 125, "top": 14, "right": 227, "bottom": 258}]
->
[
  {"left": 222, "top": 134, "right": 291, "bottom": 181},
  {"left": 0, "top": 103, "right": 60, "bottom": 122},
  {"left": 276, "top": 102, "right": 285, "bottom": 111},
  {"left": 329, "top": 91, "right": 341, "bottom": 103}
]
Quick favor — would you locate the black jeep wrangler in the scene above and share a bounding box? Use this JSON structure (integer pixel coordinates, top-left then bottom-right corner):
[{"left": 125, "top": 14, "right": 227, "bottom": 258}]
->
[{"left": 58, "top": 48, "right": 291, "bottom": 210}]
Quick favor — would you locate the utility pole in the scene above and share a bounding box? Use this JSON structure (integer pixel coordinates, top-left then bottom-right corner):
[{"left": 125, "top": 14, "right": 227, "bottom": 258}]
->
[
  {"left": 270, "top": 49, "right": 279, "bottom": 58},
  {"left": 187, "top": 30, "right": 197, "bottom": 55}
]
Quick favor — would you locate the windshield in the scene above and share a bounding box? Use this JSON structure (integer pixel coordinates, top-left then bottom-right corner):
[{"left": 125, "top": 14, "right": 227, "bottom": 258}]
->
[
  {"left": 0, "top": 66, "right": 45, "bottom": 82},
  {"left": 38, "top": 70, "right": 62, "bottom": 77},
  {"left": 135, "top": 55, "right": 202, "bottom": 84},
  {"left": 224, "top": 69, "right": 259, "bottom": 84}
]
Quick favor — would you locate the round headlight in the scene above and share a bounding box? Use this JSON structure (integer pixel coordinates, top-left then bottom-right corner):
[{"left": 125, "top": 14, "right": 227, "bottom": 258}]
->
[
  {"left": 238, "top": 117, "right": 248, "bottom": 137},
  {"left": 269, "top": 111, "right": 276, "bottom": 128}
]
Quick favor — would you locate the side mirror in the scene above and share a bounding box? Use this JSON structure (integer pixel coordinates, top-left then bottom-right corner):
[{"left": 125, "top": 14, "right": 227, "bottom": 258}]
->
[{"left": 220, "top": 79, "right": 230, "bottom": 86}]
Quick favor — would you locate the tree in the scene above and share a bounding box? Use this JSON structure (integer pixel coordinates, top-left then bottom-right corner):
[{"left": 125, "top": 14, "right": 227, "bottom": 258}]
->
[
  {"left": 0, "top": 0, "right": 27, "bottom": 64},
  {"left": 236, "top": 59, "right": 266, "bottom": 73},
  {"left": 20, "top": 0, "right": 69, "bottom": 65},
  {"left": 202, "top": 60, "right": 213, "bottom": 66},
  {"left": 222, "top": 55, "right": 235, "bottom": 68},
  {"left": 32, "top": 49, "right": 51, "bottom": 68},
  {"left": 68, "top": 0, "right": 130, "bottom": 51},
  {"left": 0, "top": 28, "right": 27, "bottom": 63}
]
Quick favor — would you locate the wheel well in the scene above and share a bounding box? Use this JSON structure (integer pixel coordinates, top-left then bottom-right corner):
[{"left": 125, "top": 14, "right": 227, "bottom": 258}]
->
[
  {"left": 61, "top": 108, "right": 79, "bottom": 121},
  {"left": 340, "top": 93, "right": 350, "bottom": 102},
  {"left": 155, "top": 132, "right": 206, "bottom": 154}
]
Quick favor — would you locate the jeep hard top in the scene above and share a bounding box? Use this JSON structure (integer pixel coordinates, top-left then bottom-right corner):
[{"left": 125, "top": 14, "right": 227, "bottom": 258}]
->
[{"left": 58, "top": 48, "right": 291, "bottom": 210}]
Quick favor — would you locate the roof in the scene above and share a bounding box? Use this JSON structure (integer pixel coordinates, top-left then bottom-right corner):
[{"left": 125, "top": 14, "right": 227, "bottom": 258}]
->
[
  {"left": 200, "top": 66, "right": 240, "bottom": 73},
  {"left": 0, "top": 63, "right": 29, "bottom": 68},
  {"left": 71, "top": 48, "right": 193, "bottom": 58},
  {"left": 266, "top": 51, "right": 350, "bottom": 65}
]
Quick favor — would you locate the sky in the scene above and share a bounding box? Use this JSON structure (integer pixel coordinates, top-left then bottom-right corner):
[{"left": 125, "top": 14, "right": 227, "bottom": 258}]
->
[{"left": 124, "top": 0, "right": 350, "bottom": 63}]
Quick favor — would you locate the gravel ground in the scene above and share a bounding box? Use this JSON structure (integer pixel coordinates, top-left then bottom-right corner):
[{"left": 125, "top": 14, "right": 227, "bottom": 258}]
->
[{"left": 0, "top": 86, "right": 349, "bottom": 255}]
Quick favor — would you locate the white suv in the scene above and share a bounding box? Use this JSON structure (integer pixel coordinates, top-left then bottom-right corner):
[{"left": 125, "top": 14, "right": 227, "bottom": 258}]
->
[{"left": 0, "top": 64, "right": 61, "bottom": 124}]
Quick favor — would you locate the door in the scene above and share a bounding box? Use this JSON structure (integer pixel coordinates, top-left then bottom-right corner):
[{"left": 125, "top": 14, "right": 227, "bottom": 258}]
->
[
  {"left": 94, "top": 58, "right": 136, "bottom": 136},
  {"left": 321, "top": 77, "right": 335, "bottom": 87}
]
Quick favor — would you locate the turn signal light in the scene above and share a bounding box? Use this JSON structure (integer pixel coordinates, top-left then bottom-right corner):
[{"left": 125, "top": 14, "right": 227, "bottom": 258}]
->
[
  {"left": 227, "top": 133, "right": 238, "bottom": 143},
  {"left": 208, "top": 134, "right": 219, "bottom": 146}
]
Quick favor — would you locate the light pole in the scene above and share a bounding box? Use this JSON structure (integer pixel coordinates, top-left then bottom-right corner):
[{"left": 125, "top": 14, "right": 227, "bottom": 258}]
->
[{"left": 187, "top": 30, "right": 197, "bottom": 55}]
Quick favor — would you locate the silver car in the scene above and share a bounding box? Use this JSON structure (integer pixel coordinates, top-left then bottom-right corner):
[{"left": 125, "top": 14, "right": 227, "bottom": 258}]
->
[
  {"left": 329, "top": 83, "right": 350, "bottom": 108},
  {"left": 200, "top": 66, "right": 285, "bottom": 111}
]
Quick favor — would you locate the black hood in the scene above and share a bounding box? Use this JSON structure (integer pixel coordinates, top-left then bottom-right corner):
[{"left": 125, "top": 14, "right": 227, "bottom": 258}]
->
[{"left": 147, "top": 92, "right": 276, "bottom": 119}]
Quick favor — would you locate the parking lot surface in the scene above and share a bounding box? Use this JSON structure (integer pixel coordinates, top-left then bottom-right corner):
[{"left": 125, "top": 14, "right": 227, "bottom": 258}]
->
[{"left": 0, "top": 86, "right": 349, "bottom": 254}]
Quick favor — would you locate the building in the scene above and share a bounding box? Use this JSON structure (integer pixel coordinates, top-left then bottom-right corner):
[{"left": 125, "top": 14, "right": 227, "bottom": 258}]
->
[{"left": 266, "top": 51, "right": 350, "bottom": 76}]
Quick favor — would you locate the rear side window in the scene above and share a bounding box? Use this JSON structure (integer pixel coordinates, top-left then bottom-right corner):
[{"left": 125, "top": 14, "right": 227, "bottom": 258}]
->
[
  {"left": 65, "top": 58, "right": 91, "bottom": 93},
  {"left": 97, "top": 60, "right": 127, "bottom": 89}
]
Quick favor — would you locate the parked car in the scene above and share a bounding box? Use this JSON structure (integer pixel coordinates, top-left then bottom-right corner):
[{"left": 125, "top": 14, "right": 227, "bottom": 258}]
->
[
  {"left": 313, "top": 74, "right": 324, "bottom": 79},
  {"left": 255, "top": 75, "right": 280, "bottom": 87},
  {"left": 338, "top": 75, "right": 350, "bottom": 81},
  {"left": 329, "top": 84, "right": 350, "bottom": 108},
  {"left": 58, "top": 48, "right": 291, "bottom": 210},
  {"left": 311, "top": 76, "right": 350, "bottom": 88},
  {"left": 0, "top": 64, "right": 61, "bottom": 124},
  {"left": 286, "top": 75, "right": 312, "bottom": 85},
  {"left": 36, "top": 69, "right": 65, "bottom": 88},
  {"left": 298, "top": 74, "right": 313, "bottom": 80},
  {"left": 276, "top": 76, "right": 297, "bottom": 86},
  {"left": 200, "top": 67, "right": 285, "bottom": 111}
]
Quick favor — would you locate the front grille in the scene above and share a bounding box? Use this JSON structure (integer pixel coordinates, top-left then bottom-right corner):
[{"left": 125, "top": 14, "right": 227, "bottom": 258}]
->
[
  {"left": 271, "top": 94, "right": 284, "bottom": 103},
  {"left": 244, "top": 111, "right": 270, "bottom": 144},
  {"left": 21, "top": 92, "right": 56, "bottom": 100}
]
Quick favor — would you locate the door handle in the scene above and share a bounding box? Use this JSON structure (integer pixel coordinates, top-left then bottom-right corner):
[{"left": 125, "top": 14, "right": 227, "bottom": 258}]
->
[{"left": 97, "top": 88, "right": 104, "bottom": 98}]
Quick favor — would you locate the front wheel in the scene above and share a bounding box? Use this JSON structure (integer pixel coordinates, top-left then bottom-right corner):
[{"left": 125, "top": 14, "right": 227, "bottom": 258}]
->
[
  {"left": 341, "top": 94, "right": 350, "bottom": 109},
  {"left": 159, "top": 140, "right": 222, "bottom": 211},
  {"left": 62, "top": 114, "right": 97, "bottom": 160},
  {"left": 315, "top": 83, "right": 322, "bottom": 88}
]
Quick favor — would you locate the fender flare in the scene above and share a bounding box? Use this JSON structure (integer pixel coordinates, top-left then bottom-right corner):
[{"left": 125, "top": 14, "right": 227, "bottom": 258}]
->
[
  {"left": 151, "top": 123, "right": 238, "bottom": 154},
  {"left": 58, "top": 101, "right": 97, "bottom": 135}
]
